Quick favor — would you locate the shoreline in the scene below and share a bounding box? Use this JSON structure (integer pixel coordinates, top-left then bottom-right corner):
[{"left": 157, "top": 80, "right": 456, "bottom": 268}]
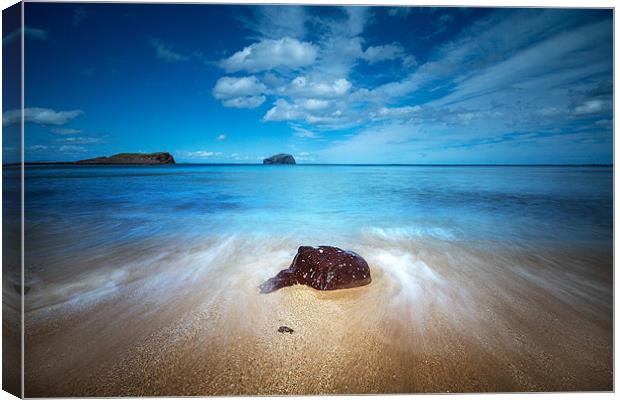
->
[{"left": 23, "top": 236, "right": 613, "bottom": 396}]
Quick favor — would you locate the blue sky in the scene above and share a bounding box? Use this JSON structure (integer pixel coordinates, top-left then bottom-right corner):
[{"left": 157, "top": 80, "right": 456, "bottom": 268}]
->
[{"left": 4, "top": 4, "right": 613, "bottom": 163}]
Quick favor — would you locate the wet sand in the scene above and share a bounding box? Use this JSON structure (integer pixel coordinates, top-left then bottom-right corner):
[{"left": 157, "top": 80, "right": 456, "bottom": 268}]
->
[{"left": 24, "top": 236, "right": 612, "bottom": 396}]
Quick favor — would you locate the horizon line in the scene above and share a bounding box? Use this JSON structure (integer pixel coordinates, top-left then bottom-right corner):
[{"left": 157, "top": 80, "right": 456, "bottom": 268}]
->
[{"left": 6, "top": 162, "right": 614, "bottom": 167}]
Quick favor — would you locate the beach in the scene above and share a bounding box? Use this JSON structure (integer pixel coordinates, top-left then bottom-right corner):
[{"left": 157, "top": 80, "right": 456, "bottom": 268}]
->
[{"left": 21, "top": 165, "right": 613, "bottom": 395}]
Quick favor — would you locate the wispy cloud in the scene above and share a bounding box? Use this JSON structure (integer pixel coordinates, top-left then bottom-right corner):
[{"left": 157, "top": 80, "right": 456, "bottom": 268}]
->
[
  {"left": 56, "top": 136, "right": 104, "bottom": 145},
  {"left": 179, "top": 150, "right": 224, "bottom": 159},
  {"left": 287, "top": 8, "right": 612, "bottom": 163},
  {"left": 216, "top": 134, "right": 227, "bottom": 141},
  {"left": 3, "top": 26, "right": 48, "bottom": 45},
  {"left": 151, "top": 38, "right": 189, "bottom": 62},
  {"left": 292, "top": 125, "right": 321, "bottom": 139},
  {"left": 295, "top": 151, "right": 314, "bottom": 162},
  {"left": 387, "top": 7, "right": 411, "bottom": 18},
  {"left": 573, "top": 100, "right": 605, "bottom": 115},
  {"left": 3, "top": 107, "right": 83, "bottom": 126},
  {"left": 73, "top": 7, "right": 88, "bottom": 26},
  {"left": 240, "top": 6, "right": 308, "bottom": 40},
  {"left": 59, "top": 145, "right": 87, "bottom": 153},
  {"left": 52, "top": 128, "right": 83, "bottom": 135},
  {"left": 361, "top": 43, "right": 416, "bottom": 67}
]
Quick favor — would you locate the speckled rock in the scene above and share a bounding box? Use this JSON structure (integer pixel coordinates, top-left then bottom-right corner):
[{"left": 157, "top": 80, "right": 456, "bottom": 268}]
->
[{"left": 260, "top": 246, "right": 371, "bottom": 293}]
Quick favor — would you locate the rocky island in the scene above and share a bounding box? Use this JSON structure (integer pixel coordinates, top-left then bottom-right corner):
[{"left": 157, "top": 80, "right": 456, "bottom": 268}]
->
[
  {"left": 76, "top": 152, "right": 176, "bottom": 165},
  {"left": 20, "top": 152, "right": 176, "bottom": 166},
  {"left": 263, "top": 153, "right": 296, "bottom": 165}
]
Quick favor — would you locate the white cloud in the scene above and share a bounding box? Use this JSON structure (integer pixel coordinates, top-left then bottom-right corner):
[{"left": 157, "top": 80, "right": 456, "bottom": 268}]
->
[
  {"left": 263, "top": 99, "right": 302, "bottom": 122},
  {"left": 338, "top": 10, "right": 612, "bottom": 139},
  {"left": 211, "top": 74, "right": 351, "bottom": 114},
  {"left": 57, "top": 137, "right": 103, "bottom": 145},
  {"left": 387, "top": 7, "right": 411, "bottom": 18},
  {"left": 212, "top": 76, "right": 266, "bottom": 99},
  {"left": 25, "top": 27, "right": 48, "bottom": 40},
  {"left": 298, "top": 98, "right": 330, "bottom": 111},
  {"left": 28, "top": 145, "right": 48, "bottom": 151},
  {"left": 292, "top": 125, "right": 320, "bottom": 139},
  {"left": 52, "top": 128, "right": 83, "bottom": 135},
  {"left": 534, "top": 107, "right": 563, "bottom": 117},
  {"left": 595, "top": 119, "right": 612, "bottom": 128},
  {"left": 319, "top": 122, "right": 420, "bottom": 163},
  {"left": 151, "top": 39, "right": 188, "bottom": 62},
  {"left": 182, "top": 151, "right": 224, "bottom": 158},
  {"left": 573, "top": 100, "right": 605, "bottom": 115},
  {"left": 288, "top": 76, "right": 352, "bottom": 98},
  {"left": 295, "top": 151, "right": 314, "bottom": 161},
  {"left": 212, "top": 76, "right": 267, "bottom": 109},
  {"left": 350, "top": 72, "right": 424, "bottom": 104},
  {"left": 59, "top": 145, "right": 87, "bottom": 153},
  {"left": 361, "top": 43, "right": 416, "bottom": 67},
  {"left": 211, "top": 7, "right": 412, "bottom": 125},
  {"left": 3, "top": 107, "right": 83, "bottom": 126},
  {"left": 216, "top": 133, "right": 227, "bottom": 141},
  {"left": 431, "top": 17, "right": 612, "bottom": 108},
  {"left": 313, "top": 36, "right": 364, "bottom": 77},
  {"left": 3, "top": 26, "right": 48, "bottom": 45},
  {"left": 220, "top": 37, "right": 318, "bottom": 73},
  {"left": 230, "top": 152, "right": 254, "bottom": 161},
  {"left": 371, "top": 105, "right": 421, "bottom": 120},
  {"left": 210, "top": 6, "right": 611, "bottom": 160},
  {"left": 457, "top": 112, "right": 476, "bottom": 125},
  {"left": 264, "top": 98, "right": 348, "bottom": 127},
  {"left": 223, "top": 96, "right": 265, "bottom": 109},
  {"left": 318, "top": 118, "right": 612, "bottom": 164},
  {"left": 342, "top": 7, "right": 370, "bottom": 37},
  {"left": 243, "top": 6, "right": 307, "bottom": 40}
]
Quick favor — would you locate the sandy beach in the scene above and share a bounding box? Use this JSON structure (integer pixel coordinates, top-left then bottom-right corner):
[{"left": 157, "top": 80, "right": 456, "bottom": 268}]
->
[
  {"left": 20, "top": 164, "right": 613, "bottom": 395},
  {"left": 24, "top": 235, "right": 613, "bottom": 396}
]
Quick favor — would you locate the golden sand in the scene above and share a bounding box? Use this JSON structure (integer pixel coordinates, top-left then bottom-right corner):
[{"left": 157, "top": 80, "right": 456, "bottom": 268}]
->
[{"left": 23, "top": 238, "right": 612, "bottom": 396}]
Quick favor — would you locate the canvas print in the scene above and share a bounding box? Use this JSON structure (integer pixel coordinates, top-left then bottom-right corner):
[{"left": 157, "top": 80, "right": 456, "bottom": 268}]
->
[{"left": 2, "top": 2, "right": 614, "bottom": 397}]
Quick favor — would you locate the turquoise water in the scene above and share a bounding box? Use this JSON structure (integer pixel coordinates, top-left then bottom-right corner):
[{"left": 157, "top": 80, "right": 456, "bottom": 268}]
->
[
  {"left": 19, "top": 164, "right": 612, "bottom": 312},
  {"left": 24, "top": 164, "right": 612, "bottom": 246}
]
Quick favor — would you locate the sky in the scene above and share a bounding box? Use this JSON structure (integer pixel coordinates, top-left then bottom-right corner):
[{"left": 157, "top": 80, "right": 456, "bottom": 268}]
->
[{"left": 3, "top": 4, "right": 614, "bottom": 164}]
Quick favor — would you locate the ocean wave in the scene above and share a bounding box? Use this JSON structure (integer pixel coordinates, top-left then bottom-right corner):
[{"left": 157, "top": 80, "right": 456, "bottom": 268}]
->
[{"left": 363, "top": 226, "right": 458, "bottom": 242}]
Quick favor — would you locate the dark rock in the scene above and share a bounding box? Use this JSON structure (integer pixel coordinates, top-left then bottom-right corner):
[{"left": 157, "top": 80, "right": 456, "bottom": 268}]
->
[
  {"left": 76, "top": 152, "right": 175, "bottom": 165},
  {"left": 260, "top": 246, "right": 371, "bottom": 293},
  {"left": 263, "top": 153, "right": 296, "bottom": 165},
  {"left": 278, "top": 326, "right": 294, "bottom": 334}
]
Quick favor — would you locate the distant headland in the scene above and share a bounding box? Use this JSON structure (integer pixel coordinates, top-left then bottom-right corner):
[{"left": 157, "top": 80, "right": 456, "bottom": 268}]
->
[
  {"left": 18, "top": 152, "right": 176, "bottom": 166},
  {"left": 263, "top": 153, "right": 296, "bottom": 165},
  {"left": 76, "top": 152, "right": 175, "bottom": 165}
]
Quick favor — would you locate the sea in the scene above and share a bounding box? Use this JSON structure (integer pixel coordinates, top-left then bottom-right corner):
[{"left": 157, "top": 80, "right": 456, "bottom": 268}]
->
[{"left": 11, "top": 164, "right": 614, "bottom": 394}]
